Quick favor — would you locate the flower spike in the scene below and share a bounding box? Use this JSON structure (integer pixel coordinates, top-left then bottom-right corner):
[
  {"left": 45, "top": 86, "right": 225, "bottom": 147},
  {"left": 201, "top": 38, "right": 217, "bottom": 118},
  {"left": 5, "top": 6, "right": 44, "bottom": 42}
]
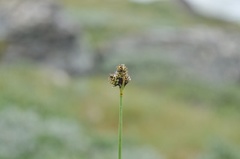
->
[{"left": 109, "top": 64, "right": 131, "bottom": 89}]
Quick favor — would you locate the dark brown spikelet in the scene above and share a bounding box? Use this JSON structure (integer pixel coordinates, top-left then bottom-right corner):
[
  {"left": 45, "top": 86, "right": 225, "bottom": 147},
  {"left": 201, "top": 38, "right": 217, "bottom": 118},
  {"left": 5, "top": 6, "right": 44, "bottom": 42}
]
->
[
  {"left": 109, "top": 73, "right": 119, "bottom": 87},
  {"left": 109, "top": 64, "right": 131, "bottom": 88}
]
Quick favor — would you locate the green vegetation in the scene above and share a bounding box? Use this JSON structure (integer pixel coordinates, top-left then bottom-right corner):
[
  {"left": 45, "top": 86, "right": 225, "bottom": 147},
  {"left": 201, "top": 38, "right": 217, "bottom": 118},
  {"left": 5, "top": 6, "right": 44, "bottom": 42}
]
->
[
  {"left": 1, "top": 1, "right": 240, "bottom": 159},
  {"left": 1, "top": 65, "right": 240, "bottom": 159}
]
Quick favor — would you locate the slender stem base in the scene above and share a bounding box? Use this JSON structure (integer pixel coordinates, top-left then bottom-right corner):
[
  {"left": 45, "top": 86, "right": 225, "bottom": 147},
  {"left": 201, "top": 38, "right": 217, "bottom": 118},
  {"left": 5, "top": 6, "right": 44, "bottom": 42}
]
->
[{"left": 118, "top": 89, "right": 123, "bottom": 159}]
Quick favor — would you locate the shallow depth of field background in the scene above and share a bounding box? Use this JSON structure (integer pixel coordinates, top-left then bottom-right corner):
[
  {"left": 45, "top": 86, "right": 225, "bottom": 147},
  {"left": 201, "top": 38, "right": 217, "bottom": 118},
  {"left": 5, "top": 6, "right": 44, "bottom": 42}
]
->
[{"left": 0, "top": 0, "right": 240, "bottom": 159}]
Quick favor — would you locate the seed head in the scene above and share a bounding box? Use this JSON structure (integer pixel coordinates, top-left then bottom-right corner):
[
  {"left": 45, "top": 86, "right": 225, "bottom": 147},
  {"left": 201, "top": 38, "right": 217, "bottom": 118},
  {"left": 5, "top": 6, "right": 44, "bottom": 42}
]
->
[{"left": 109, "top": 64, "right": 131, "bottom": 89}]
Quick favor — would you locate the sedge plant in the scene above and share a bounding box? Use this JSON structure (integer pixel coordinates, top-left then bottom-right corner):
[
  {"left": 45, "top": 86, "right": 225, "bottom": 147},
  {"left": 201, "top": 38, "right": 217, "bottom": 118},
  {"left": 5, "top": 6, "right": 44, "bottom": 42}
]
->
[{"left": 109, "top": 64, "right": 131, "bottom": 159}]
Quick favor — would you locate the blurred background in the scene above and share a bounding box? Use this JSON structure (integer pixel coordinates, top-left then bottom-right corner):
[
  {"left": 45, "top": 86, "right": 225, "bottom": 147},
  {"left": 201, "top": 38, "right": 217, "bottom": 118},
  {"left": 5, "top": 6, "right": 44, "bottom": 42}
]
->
[{"left": 0, "top": 0, "right": 240, "bottom": 159}]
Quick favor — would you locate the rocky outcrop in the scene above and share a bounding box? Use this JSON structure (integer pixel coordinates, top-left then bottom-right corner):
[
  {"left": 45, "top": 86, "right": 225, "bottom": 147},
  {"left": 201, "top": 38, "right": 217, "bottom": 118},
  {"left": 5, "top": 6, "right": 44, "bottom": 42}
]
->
[
  {"left": 178, "top": 0, "right": 240, "bottom": 23},
  {"left": 105, "top": 27, "right": 240, "bottom": 84},
  {"left": 0, "top": 0, "right": 94, "bottom": 75}
]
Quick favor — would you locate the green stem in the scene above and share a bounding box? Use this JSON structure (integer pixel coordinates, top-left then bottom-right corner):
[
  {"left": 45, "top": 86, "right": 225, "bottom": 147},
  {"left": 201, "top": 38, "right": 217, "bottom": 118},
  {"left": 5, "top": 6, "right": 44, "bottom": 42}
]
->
[{"left": 118, "top": 88, "right": 123, "bottom": 159}]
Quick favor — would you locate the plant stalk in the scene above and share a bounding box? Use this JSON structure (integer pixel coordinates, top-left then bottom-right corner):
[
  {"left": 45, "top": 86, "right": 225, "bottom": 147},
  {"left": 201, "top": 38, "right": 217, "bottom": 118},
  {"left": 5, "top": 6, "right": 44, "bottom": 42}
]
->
[{"left": 118, "top": 88, "right": 123, "bottom": 159}]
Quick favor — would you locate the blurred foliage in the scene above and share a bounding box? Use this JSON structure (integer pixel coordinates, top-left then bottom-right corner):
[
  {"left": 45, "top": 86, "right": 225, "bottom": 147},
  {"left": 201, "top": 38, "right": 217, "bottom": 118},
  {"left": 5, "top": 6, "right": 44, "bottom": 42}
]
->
[
  {"left": 0, "top": 107, "right": 90, "bottom": 159},
  {"left": 199, "top": 140, "right": 240, "bottom": 159},
  {"left": 0, "top": 106, "right": 161, "bottom": 159},
  {"left": 0, "top": 65, "right": 240, "bottom": 159}
]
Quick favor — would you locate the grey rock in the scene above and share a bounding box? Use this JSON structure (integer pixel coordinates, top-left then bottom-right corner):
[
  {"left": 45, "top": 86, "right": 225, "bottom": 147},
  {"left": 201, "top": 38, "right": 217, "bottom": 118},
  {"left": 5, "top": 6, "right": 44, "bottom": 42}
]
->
[
  {"left": 179, "top": 0, "right": 240, "bottom": 23},
  {"left": 104, "top": 27, "right": 240, "bottom": 84},
  {"left": 0, "top": 0, "right": 94, "bottom": 75}
]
